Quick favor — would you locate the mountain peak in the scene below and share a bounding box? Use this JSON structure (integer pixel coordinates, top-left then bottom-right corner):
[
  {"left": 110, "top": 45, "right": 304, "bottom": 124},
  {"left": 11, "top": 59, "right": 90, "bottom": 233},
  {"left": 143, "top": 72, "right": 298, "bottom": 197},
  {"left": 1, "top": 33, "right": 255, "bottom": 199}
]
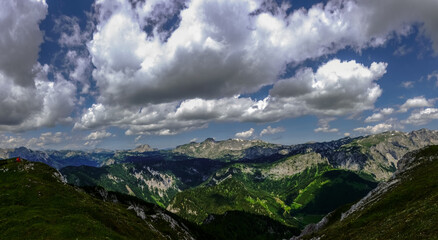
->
[
  {"left": 204, "top": 138, "right": 216, "bottom": 142},
  {"left": 131, "top": 144, "right": 156, "bottom": 153}
]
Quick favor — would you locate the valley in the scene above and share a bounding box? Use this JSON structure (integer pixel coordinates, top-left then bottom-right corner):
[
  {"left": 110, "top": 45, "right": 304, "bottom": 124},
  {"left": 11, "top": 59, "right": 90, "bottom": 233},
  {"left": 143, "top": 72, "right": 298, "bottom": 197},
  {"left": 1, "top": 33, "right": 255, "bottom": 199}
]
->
[{"left": 1, "top": 129, "right": 438, "bottom": 239}]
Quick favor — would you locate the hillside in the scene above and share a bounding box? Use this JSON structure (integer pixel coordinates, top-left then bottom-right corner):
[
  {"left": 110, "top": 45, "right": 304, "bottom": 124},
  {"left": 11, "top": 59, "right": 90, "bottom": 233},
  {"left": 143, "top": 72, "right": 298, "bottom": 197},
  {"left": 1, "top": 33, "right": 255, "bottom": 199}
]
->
[
  {"left": 329, "top": 129, "right": 438, "bottom": 180},
  {"left": 0, "top": 158, "right": 207, "bottom": 239},
  {"left": 297, "top": 145, "right": 438, "bottom": 240},
  {"left": 61, "top": 157, "right": 228, "bottom": 207},
  {"left": 167, "top": 153, "right": 377, "bottom": 228}
]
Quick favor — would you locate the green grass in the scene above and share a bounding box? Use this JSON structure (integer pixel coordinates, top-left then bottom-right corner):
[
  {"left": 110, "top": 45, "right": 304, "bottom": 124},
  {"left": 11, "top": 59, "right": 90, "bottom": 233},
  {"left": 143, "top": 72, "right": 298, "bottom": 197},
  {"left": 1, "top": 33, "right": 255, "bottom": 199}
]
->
[
  {"left": 305, "top": 145, "right": 438, "bottom": 240},
  {"left": 168, "top": 163, "right": 376, "bottom": 228},
  {"left": 0, "top": 158, "right": 206, "bottom": 239}
]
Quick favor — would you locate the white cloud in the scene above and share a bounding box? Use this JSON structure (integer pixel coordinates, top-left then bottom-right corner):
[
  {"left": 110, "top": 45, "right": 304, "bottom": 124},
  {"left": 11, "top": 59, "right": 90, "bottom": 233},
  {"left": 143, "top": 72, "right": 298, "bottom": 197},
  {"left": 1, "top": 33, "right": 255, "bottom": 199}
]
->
[
  {"left": 54, "top": 16, "right": 89, "bottom": 47},
  {"left": 75, "top": 59, "right": 386, "bottom": 135},
  {"left": 134, "top": 135, "right": 142, "bottom": 143},
  {"left": 271, "top": 59, "right": 386, "bottom": 116},
  {"left": 84, "top": 130, "right": 113, "bottom": 141},
  {"left": 64, "top": 50, "right": 92, "bottom": 94},
  {"left": 344, "top": 132, "right": 351, "bottom": 137},
  {"left": 399, "top": 96, "right": 433, "bottom": 113},
  {"left": 235, "top": 128, "right": 255, "bottom": 139},
  {"left": 403, "top": 108, "right": 438, "bottom": 125},
  {"left": 83, "top": 130, "right": 113, "bottom": 147},
  {"left": 0, "top": 0, "right": 77, "bottom": 132},
  {"left": 401, "top": 81, "right": 414, "bottom": 89},
  {"left": 76, "top": 0, "right": 436, "bottom": 136},
  {"left": 354, "top": 123, "right": 394, "bottom": 135},
  {"left": 365, "top": 108, "right": 394, "bottom": 123},
  {"left": 87, "top": 0, "right": 415, "bottom": 109},
  {"left": 0, "top": 0, "right": 47, "bottom": 86},
  {"left": 0, "top": 132, "right": 68, "bottom": 149},
  {"left": 0, "top": 135, "right": 29, "bottom": 149},
  {"left": 28, "top": 132, "right": 66, "bottom": 148},
  {"left": 428, "top": 72, "right": 438, "bottom": 87},
  {"left": 260, "top": 126, "right": 285, "bottom": 136},
  {"left": 314, "top": 118, "right": 339, "bottom": 133}
]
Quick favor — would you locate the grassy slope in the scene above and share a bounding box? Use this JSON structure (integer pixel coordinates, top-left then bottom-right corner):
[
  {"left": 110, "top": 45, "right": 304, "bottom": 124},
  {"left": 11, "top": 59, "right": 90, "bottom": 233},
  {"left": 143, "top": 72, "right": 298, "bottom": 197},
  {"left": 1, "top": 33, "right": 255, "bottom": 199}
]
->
[
  {"left": 201, "top": 211, "right": 300, "bottom": 240},
  {"left": 0, "top": 159, "right": 205, "bottom": 240},
  {"left": 61, "top": 163, "right": 181, "bottom": 208},
  {"left": 306, "top": 145, "right": 438, "bottom": 240},
  {"left": 168, "top": 161, "right": 376, "bottom": 228}
]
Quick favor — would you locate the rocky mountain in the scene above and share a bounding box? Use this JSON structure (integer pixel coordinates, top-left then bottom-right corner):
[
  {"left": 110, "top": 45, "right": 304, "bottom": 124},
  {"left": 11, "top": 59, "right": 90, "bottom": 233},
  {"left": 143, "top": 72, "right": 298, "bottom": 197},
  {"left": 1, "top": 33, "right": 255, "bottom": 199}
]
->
[
  {"left": 173, "top": 138, "right": 288, "bottom": 161},
  {"left": 326, "top": 129, "right": 438, "bottom": 180},
  {"left": 3, "top": 128, "right": 438, "bottom": 239},
  {"left": 60, "top": 129, "right": 438, "bottom": 233},
  {"left": 129, "top": 144, "right": 157, "bottom": 153},
  {"left": 61, "top": 157, "right": 229, "bottom": 207},
  {"left": 295, "top": 145, "right": 438, "bottom": 240},
  {"left": 0, "top": 158, "right": 209, "bottom": 239},
  {"left": 166, "top": 154, "right": 377, "bottom": 228}
]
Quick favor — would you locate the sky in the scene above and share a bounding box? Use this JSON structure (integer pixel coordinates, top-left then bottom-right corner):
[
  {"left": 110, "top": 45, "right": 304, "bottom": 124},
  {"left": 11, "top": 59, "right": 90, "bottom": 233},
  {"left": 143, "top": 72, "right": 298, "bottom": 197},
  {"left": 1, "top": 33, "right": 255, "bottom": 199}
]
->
[{"left": 0, "top": 0, "right": 437, "bottom": 150}]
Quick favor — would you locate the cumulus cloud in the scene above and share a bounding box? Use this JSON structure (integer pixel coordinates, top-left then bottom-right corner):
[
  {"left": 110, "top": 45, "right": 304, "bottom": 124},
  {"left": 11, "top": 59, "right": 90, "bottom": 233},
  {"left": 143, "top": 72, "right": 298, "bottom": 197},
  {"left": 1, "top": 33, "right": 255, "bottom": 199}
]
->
[
  {"left": 403, "top": 108, "right": 438, "bottom": 125},
  {"left": 28, "top": 132, "right": 67, "bottom": 148},
  {"left": 0, "top": 132, "right": 68, "bottom": 149},
  {"left": 84, "top": 130, "right": 113, "bottom": 147},
  {"left": 0, "top": 0, "right": 47, "bottom": 86},
  {"left": 75, "top": 59, "right": 386, "bottom": 135},
  {"left": 84, "top": 130, "right": 113, "bottom": 141},
  {"left": 0, "top": 135, "right": 29, "bottom": 149},
  {"left": 76, "top": 0, "right": 437, "bottom": 136},
  {"left": 54, "top": 16, "right": 90, "bottom": 47},
  {"left": 0, "top": 0, "right": 77, "bottom": 132},
  {"left": 235, "top": 128, "right": 255, "bottom": 139},
  {"left": 399, "top": 96, "right": 434, "bottom": 113},
  {"left": 260, "top": 126, "right": 285, "bottom": 136},
  {"left": 271, "top": 59, "right": 386, "bottom": 117},
  {"left": 87, "top": 0, "right": 422, "bottom": 108},
  {"left": 365, "top": 108, "right": 394, "bottom": 123},
  {"left": 314, "top": 118, "right": 339, "bottom": 133},
  {"left": 354, "top": 123, "right": 395, "bottom": 135}
]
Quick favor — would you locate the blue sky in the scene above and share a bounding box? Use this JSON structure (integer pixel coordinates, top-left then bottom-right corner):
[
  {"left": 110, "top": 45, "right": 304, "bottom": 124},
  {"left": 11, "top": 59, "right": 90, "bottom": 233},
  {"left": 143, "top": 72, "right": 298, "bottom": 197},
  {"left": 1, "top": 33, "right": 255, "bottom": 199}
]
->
[{"left": 0, "top": 0, "right": 437, "bottom": 150}]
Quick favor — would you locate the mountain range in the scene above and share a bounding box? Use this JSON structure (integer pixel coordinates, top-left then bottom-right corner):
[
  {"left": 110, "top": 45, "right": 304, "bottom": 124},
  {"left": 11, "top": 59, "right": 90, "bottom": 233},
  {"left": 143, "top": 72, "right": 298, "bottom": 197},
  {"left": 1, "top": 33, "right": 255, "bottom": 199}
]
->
[{"left": 1, "top": 128, "right": 438, "bottom": 239}]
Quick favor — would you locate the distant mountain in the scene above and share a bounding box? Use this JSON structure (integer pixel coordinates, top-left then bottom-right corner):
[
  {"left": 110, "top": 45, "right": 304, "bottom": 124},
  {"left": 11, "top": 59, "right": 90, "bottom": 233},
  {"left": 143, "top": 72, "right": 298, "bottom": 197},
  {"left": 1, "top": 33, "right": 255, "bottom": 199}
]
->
[
  {"left": 295, "top": 145, "right": 438, "bottom": 240},
  {"left": 60, "top": 129, "right": 438, "bottom": 232},
  {"left": 0, "top": 158, "right": 209, "bottom": 239},
  {"left": 173, "top": 138, "right": 288, "bottom": 161},
  {"left": 4, "top": 128, "right": 438, "bottom": 239},
  {"left": 129, "top": 144, "right": 157, "bottom": 153}
]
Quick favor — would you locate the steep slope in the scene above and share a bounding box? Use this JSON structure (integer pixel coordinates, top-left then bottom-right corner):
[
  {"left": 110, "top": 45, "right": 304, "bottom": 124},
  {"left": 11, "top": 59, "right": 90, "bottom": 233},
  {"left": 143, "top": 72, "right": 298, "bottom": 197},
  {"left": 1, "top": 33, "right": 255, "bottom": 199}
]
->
[
  {"left": 0, "top": 158, "right": 207, "bottom": 239},
  {"left": 329, "top": 129, "right": 438, "bottom": 180},
  {"left": 298, "top": 145, "right": 438, "bottom": 240},
  {"left": 167, "top": 152, "right": 376, "bottom": 228},
  {"left": 61, "top": 157, "right": 228, "bottom": 207}
]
